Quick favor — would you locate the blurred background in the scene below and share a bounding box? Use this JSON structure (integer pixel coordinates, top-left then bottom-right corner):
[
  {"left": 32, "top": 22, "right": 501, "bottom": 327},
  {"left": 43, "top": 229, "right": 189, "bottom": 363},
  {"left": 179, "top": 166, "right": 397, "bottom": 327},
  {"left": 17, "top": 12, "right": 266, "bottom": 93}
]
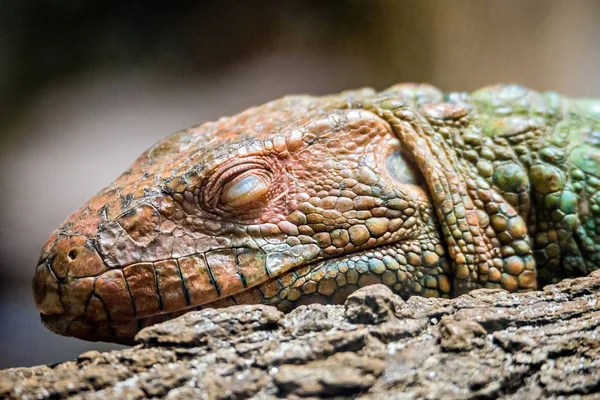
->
[{"left": 1, "top": 0, "right": 599, "bottom": 368}]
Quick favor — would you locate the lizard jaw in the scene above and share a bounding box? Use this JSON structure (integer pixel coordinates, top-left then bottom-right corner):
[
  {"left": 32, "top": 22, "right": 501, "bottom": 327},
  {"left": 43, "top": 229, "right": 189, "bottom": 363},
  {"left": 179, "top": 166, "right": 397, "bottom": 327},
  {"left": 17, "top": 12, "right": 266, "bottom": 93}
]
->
[{"left": 36, "top": 221, "right": 449, "bottom": 345}]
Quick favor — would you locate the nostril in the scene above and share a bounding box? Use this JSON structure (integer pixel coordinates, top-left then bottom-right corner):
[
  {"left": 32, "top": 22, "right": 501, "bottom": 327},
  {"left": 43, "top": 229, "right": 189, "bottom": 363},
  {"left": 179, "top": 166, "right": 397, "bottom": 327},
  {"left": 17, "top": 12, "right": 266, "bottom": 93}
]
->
[{"left": 67, "top": 249, "right": 78, "bottom": 261}]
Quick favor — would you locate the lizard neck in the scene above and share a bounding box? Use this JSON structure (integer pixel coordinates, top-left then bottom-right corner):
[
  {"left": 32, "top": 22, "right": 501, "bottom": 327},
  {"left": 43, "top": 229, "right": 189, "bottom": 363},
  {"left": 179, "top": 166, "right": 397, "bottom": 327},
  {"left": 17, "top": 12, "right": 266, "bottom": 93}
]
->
[
  {"left": 425, "top": 87, "right": 600, "bottom": 287},
  {"left": 500, "top": 96, "right": 600, "bottom": 285}
]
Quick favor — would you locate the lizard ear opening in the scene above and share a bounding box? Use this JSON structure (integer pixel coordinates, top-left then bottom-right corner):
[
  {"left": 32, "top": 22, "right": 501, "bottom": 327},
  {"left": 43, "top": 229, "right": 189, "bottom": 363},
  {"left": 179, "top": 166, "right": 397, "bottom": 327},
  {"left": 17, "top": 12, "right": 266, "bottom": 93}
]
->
[
  {"left": 385, "top": 147, "right": 425, "bottom": 187},
  {"left": 384, "top": 144, "right": 431, "bottom": 203}
]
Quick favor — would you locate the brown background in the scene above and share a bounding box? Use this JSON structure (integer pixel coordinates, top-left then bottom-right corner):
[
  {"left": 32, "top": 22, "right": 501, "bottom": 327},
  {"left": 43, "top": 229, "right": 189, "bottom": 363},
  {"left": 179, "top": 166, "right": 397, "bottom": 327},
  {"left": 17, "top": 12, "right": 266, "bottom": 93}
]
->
[{"left": 0, "top": 0, "right": 599, "bottom": 368}]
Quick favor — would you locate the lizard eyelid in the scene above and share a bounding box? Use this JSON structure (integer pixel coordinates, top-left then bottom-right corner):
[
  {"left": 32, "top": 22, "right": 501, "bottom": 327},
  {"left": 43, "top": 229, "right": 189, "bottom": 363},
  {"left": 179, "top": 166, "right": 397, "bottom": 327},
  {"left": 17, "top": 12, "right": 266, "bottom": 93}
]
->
[
  {"left": 219, "top": 172, "right": 270, "bottom": 208},
  {"left": 201, "top": 155, "right": 275, "bottom": 210}
]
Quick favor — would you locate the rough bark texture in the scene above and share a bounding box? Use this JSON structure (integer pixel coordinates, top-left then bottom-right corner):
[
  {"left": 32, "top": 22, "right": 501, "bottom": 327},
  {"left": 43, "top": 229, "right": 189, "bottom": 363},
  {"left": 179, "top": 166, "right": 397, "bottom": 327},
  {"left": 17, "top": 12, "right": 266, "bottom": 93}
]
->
[{"left": 4, "top": 270, "right": 600, "bottom": 399}]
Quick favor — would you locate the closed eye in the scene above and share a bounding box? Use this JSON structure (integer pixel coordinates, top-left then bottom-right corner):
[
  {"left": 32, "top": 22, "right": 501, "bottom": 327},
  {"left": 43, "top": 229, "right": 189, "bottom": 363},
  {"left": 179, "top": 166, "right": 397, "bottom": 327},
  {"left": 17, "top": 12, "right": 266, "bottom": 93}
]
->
[
  {"left": 200, "top": 155, "right": 282, "bottom": 219},
  {"left": 219, "top": 173, "right": 270, "bottom": 208}
]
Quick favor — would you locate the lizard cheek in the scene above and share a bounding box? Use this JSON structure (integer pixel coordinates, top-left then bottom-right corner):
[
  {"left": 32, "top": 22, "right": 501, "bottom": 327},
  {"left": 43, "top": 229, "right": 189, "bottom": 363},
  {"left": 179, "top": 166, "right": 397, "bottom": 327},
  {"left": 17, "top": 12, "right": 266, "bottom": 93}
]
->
[{"left": 219, "top": 174, "right": 270, "bottom": 208}]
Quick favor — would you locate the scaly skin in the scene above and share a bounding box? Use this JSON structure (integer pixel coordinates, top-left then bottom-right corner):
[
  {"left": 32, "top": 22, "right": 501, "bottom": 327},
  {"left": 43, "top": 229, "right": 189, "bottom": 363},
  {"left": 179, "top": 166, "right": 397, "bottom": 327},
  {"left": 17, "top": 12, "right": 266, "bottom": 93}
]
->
[{"left": 32, "top": 84, "right": 600, "bottom": 343}]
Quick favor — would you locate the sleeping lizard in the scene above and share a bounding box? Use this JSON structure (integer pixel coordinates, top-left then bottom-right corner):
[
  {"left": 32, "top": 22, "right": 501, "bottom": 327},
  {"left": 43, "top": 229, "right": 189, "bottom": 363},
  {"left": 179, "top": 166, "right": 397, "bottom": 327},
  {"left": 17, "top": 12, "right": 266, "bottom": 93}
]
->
[{"left": 32, "top": 83, "right": 600, "bottom": 343}]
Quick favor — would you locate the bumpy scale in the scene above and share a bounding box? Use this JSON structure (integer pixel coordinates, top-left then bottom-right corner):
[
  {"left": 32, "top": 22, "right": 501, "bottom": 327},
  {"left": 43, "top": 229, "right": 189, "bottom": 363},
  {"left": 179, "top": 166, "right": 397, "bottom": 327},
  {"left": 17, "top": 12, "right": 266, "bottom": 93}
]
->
[{"left": 32, "top": 84, "right": 600, "bottom": 343}]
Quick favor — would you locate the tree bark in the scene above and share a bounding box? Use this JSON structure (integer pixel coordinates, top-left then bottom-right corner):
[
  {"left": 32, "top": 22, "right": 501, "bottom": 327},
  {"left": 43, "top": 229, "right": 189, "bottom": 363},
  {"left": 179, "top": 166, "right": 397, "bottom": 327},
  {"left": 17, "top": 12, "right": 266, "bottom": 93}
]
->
[{"left": 2, "top": 270, "right": 600, "bottom": 399}]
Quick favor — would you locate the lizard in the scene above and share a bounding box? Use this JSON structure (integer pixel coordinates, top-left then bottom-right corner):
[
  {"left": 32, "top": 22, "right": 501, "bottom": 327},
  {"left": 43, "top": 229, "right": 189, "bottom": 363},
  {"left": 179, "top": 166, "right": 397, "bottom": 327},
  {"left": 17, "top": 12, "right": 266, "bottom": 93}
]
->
[{"left": 32, "top": 83, "right": 600, "bottom": 344}]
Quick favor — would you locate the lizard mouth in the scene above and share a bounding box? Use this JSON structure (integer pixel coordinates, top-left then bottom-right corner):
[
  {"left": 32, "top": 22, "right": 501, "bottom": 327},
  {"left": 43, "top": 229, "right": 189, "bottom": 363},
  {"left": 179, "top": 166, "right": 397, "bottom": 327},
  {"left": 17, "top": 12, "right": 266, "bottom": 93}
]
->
[{"left": 39, "top": 231, "right": 448, "bottom": 345}]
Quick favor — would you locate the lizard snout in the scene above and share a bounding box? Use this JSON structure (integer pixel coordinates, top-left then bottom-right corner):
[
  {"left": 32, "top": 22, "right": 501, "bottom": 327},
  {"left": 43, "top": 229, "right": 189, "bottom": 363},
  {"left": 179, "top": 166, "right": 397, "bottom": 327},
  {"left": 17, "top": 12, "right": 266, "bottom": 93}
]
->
[
  {"left": 33, "top": 261, "right": 64, "bottom": 316},
  {"left": 33, "top": 233, "right": 109, "bottom": 319},
  {"left": 33, "top": 256, "right": 75, "bottom": 337},
  {"left": 34, "top": 231, "right": 144, "bottom": 343}
]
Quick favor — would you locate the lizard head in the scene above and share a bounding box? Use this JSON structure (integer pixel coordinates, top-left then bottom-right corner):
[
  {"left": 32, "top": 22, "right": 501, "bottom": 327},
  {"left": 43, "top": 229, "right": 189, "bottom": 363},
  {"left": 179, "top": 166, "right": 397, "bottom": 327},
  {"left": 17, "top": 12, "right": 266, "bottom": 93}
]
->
[{"left": 33, "top": 84, "right": 536, "bottom": 343}]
